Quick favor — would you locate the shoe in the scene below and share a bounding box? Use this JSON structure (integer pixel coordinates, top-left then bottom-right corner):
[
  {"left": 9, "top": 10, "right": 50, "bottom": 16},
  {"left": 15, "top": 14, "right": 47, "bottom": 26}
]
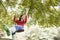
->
[
  {"left": 12, "top": 32, "right": 16, "bottom": 35},
  {"left": 3, "top": 24, "right": 10, "bottom": 36}
]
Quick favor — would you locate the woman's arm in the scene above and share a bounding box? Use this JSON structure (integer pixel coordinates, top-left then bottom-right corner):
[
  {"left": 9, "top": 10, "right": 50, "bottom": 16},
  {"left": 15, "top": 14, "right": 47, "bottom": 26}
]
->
[
  {"left": 14, "top": 15, "right": 18, "bottom": 22},
  {"left": 23, "top": 13, "right": 28, "bottom": 23}
]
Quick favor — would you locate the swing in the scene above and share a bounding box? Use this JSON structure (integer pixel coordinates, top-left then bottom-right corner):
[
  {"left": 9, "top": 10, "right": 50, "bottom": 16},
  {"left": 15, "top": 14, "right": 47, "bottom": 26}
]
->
[{"left": 16, "top": 29, "right": 24, "bottom": 32}]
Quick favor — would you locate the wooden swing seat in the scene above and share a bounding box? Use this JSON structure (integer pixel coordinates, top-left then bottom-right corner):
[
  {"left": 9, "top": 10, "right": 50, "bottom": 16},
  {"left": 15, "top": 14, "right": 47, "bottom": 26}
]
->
[{"left": 16, "top": 30, "right": 24, "bottom": 32}]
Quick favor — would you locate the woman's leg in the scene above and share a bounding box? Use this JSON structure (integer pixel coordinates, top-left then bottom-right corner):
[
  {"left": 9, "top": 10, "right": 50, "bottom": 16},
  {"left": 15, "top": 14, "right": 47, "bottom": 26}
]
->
[
  {"left": 10, "top": 25, "right": 16, "bottom": 35},
  {"left": 3, "top": 24, "right": 16, "bottom": 36},
  {"left": 10, "top": 25, "right": 24, "bottom": 35}
]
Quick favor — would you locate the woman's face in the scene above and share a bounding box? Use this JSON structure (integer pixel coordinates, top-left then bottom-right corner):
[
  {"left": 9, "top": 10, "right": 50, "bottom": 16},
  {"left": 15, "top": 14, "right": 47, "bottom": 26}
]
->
[
  {"left": 21, "top": 15, "right": 25, "bottom": 19},
  {"left": 21, "top": 15, "right": 25, "bottom": 20}
]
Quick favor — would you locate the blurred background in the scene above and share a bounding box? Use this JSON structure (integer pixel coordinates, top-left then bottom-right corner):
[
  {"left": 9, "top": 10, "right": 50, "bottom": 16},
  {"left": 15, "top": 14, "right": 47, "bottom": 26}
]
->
[{"left": 0, "top": 0, "right": 60, "bottom": 40}]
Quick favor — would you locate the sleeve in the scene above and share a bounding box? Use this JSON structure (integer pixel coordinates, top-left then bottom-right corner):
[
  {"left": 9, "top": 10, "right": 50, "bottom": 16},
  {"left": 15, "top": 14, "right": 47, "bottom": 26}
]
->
[{"left": 14, "top": 15, "right": 18, "bottom": 22}]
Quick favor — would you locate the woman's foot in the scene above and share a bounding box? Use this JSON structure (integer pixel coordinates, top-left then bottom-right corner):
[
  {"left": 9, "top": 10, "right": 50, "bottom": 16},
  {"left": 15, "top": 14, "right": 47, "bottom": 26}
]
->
[
  {"left": 3, "top": 24, "right": 10, "bottom": 36},
  {"left": 12, "top": 32, "right": 16, "bottom": 35}
]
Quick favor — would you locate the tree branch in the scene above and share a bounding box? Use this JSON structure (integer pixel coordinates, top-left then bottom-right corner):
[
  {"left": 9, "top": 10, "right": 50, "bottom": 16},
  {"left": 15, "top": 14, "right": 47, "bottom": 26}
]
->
[{"left": 0, "top": 0, "right": 7, "bottom": 14}]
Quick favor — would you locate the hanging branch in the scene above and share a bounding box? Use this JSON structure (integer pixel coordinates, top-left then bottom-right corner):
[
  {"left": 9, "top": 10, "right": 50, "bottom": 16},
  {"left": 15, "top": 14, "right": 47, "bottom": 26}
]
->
[{"left": 0, "top": 0, "right": 7, "bottom": 14}]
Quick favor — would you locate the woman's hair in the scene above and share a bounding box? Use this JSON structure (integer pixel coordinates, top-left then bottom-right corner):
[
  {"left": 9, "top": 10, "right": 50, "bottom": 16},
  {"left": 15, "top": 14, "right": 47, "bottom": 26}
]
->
[{"left": 19, "top": 14, "right": 23, "bottom": 21}]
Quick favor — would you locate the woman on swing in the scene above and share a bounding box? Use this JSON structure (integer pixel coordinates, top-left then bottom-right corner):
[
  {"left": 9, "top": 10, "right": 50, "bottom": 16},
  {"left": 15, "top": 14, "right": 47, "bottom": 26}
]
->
[{"left": 3, "top": 13, "right": 28, "bottom": 36}]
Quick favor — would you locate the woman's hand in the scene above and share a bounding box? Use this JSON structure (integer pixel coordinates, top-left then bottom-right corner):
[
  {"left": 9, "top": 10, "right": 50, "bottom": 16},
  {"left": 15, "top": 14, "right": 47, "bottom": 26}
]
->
[{"left": 26, "top": 12, "right": 28, "bottom": 15}]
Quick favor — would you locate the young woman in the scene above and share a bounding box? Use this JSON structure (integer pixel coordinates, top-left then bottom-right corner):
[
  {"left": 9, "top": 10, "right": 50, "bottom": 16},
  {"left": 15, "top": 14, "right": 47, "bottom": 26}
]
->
[
  {"left": 12, "top": 13, "right": 28, "bottom": 34},
  {"left": 3, "top": 13, "right": 28, "bottom": 36}
]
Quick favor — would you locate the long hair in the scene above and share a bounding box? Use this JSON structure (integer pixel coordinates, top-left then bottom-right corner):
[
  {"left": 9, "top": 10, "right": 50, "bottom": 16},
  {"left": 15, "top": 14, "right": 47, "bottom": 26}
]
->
[{"left": 19, "top": 14, "right": 23, "bottom": 21}]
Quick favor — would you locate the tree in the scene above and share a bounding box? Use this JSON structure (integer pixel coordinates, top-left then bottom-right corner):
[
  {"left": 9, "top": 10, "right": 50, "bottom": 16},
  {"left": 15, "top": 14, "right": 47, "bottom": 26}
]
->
[
  {"left": 22, "top": 0, "right": 60, "bottom": 27},
  {"left": 0, "top": 0, "right": 60, "bottom": 28}
]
